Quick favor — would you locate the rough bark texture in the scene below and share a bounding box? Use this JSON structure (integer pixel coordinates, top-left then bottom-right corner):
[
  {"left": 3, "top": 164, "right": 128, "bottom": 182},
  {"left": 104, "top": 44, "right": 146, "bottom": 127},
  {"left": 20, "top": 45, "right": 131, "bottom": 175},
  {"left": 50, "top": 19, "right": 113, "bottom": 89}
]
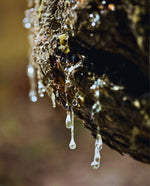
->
[{"left": 25, "top": 0, "right": 150, "bottom": 163}]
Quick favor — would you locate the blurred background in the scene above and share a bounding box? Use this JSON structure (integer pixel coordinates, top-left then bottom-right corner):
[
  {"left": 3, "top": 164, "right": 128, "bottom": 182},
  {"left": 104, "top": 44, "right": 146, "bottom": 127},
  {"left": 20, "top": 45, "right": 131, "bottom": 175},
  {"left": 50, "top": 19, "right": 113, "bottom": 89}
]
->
[{"left": 0, "top": 0, "right": 149, "bottom": 186}]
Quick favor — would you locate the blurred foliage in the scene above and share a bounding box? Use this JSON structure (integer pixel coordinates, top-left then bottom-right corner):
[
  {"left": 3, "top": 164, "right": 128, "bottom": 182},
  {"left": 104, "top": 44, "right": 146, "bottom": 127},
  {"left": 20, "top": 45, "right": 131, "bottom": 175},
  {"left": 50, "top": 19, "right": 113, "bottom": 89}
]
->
[{"left": 0, "top": 0, "right": 149, "bottom": 186}]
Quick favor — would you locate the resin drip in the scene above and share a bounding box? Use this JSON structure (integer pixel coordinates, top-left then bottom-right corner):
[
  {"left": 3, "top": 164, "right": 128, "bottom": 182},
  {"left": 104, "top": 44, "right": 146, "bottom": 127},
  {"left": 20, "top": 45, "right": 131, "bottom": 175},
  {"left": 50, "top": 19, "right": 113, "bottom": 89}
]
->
[
  {"left": 91, "top": 133, "right": 103, "bottom": 169},
  {"left": 69, "top": 109, "right": 76, "bottom": 149},
  {"left": 51, "top": 91, "right": 56, "bottom": 108},
  {"left": 27, "top": 64, "right": 38, "bottom": 102},
  {"left": 90, "top": 78, "right": 105, "bottom": 119},
  {"left": 66, "top": 111, "right": 72, "bottom": 129},
  {"left": 38, "top": 80, "right": 46, "bottom": 97},
  {"left": 65, "top": 109, "right": 76, "bottom": 149}
]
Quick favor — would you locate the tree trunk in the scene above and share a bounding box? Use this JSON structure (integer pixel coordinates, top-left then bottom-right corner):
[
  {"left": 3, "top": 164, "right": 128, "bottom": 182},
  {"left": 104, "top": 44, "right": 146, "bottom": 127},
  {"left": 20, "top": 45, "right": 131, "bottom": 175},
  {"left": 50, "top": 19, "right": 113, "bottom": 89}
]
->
[{"left": 24, "top": 0, "right": 150, "bottom": 163}]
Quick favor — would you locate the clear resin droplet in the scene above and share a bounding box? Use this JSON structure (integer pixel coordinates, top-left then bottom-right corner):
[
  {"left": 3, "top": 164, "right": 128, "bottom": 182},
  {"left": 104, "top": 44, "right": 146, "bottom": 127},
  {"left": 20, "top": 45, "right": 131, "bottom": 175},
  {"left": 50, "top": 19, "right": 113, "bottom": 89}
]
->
[
  {"left": 27, "top": 64, "right": 37, "bottom": 102},
  {"left": 66, "top": 111, "right": 72, "bottom": 129},
  {"left": 69, "top": 110, "right": 76, "bottom": 150},
  {"left": 91, "top": 133, "right": 103, "bottom": 170},
  {"left": 65, "top": 102, "right": 69, "bottom": 110},
  {"left": 27, "top": 64, "right": 35, "bottom": 78},
  {"left": 91, "top": 160, "right": 100, "bottom": 170},
  {"left": 69, "top": 136, "right": 76, "bottom": 149},
  {"left": 56, "top": 90, "right": 59, "bottom": 97},
  {"left": 23, "top": 9, "right": 31, "bottom": 29},
  {"left": 51, "top": 92, "right": 56, "bottom": 108},
  {"left": 29, "top": 90, "right": 37, "bottom": 102},
  {"left": 90, "top": 78, "right": 104, "bottom": 120},
  {"left": 95, "top": 134, "right": 103, "bottom": 150},
  {"left": 72, "top": 98, "right": 78, "bottom": 107},
  {"left": 38, "top": 81, "right": 45, "bottom": 97},
  {"left": 92, "top": 101, "right": 102, "bottom": 113},
  {"left": 91, "top": 145, "right": 101, "bottom": 169}
]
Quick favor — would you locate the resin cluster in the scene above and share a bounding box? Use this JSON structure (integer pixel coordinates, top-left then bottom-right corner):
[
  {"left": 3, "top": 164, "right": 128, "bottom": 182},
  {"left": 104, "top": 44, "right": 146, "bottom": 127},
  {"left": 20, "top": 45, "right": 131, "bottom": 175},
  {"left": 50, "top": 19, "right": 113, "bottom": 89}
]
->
[
  {"left": 24, "top": 0, "right": 107, "bottom": 169},
  {"left": 24, "top": 0, "right": 149, "bottom": 168}
]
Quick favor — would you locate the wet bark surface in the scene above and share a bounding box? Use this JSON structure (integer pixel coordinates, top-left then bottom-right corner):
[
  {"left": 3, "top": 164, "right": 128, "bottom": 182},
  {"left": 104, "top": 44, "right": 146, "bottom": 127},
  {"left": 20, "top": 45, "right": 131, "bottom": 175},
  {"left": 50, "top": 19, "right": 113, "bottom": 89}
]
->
[{"left": 25, "top": 0, "right": 150, "bottom": 163}]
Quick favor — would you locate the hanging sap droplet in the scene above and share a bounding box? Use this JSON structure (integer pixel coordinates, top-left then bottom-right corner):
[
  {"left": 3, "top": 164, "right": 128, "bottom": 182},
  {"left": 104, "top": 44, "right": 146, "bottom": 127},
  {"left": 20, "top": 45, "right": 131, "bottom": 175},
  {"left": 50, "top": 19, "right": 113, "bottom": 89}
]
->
[
  {"left": 66, "top": 111, "right": 72, "bottom": 129},
  {"left": 65, "top": 104, "right": 69, "bottom": 110},
  {"left": 91, "top": 159, "right": 100, "bottom": 169},
  {"left": 95, "top": 90, "right": 100, "bottom": 98},
  {"left": 27, "top": 63, "right": 37, "bottom": 102},
  {"left": 72, "top": 98, "right": 78, "bottom": 107},
  {"left": 24, "top": 22, "right": 31, "bottom": 29},
  {"left": 95, "top": 134, "right": 103, "bottom": 150},
  {"left": 69, "top": 136, "right": 76, "bottom": 149},
  {"left": 91, "top": 133, "right": 103, "bottom": 169},
  {"left": 69, "top": 109, "right": 76, "bottom": 150},
  {"left": 89, "top": 12, "right": 100, "bottom": 27},
  {"left": 94, "top": 147, "right": 101, "bottom": 162},
  {"left": 29, "top": 90, "right": 37, "bottom": 102},
  {"left": 38, "top": 81, "right": 45, "bottom": 97},
  {"left": 90, "top": 78, "right": 104, "bottom": 90},
  {"left": 90, "top": 78, "right": 103, "bottom": 120},
  {"left": 23, "top": 8, "right": 34, "bottom": 29},
  {"left": 27, "top": 64, "right": 35, "bottom": 78},
  {"left": 23, "top": 10, "right": 31, "bottom": 29},
  {"left": 56, "top": 90, "right": 59, "bottom": 97},
  {"left": 51, "top": 92, "right": 56, "bottom": 108},
  {"left": 92, "top": 101, "right": 102, "bottom": 113},
  {"left": 65, "top": 77, "right": 71, "bottom": 89},
  {"left": 65, "top": 93, "right": 69, "bottom": 110},
  {"left": 91, "top": 147, "right": 101, "bottom": 169}
]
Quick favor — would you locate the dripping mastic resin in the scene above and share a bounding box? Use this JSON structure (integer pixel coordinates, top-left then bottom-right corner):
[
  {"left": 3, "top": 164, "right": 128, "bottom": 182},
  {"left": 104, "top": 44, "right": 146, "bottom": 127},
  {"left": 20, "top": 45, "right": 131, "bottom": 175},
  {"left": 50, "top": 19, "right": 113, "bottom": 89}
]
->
[
  {"left": 65, "top": 111, "right": 72, "bottom": 129},
  {"left": 25, "top": 0, "right": 104, "bottom": 170},
  {"left": 65, "top": 109, "right": 76, "bottom": 150},
  {"left": 91, "top": 131, "right": 103, "bottom": 169},
  {"left": 27, "top": 64, "right": 37, "bottom": 102},
  {"left": 51, "top": 91, "right": 56, "bottom": 108}
]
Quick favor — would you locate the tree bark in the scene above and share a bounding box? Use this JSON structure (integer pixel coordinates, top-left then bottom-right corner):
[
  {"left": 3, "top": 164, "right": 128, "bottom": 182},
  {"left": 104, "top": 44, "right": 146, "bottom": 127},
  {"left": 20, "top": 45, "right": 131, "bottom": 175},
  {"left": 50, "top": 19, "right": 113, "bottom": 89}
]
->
[{"left": 25, "top": 0, "right": 150, "bottom": 163}]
